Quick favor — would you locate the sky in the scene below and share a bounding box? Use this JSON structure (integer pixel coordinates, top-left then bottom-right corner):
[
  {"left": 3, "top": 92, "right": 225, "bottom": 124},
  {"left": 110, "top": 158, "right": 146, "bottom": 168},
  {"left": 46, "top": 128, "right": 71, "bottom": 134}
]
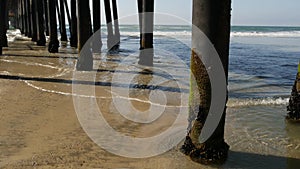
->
[{"left": 112, "top": 0, "right": 300, "bottom": 26}]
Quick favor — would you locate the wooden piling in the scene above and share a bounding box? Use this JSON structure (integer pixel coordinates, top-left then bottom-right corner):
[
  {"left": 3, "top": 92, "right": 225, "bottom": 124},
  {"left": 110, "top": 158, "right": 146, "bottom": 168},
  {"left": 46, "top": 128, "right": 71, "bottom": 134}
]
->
[
  {"left": 59, "top": 0, "right": 67, "bottom": 41},
  {"left": 36, "top": 0, "right": 46, "bottom": 46},
  {"left": 24, "top": 0, "right": 31, "bottom": 37},
  {"left": 137, "top": 0, "right": 143, "bottom": 49},
  {"left": 93, "top": 0, "right": 101, "bottom": 33},
  {"left": 47, "top": 0, "right": 59, "bottom": 53},
  {"left": 43, "top": 0, "right": 49, "bottom": 36},
  {"left": 112, "top": 0, "right": 120, "bottom": 45},
  {"left": 180, "top": 0, "right": 231, "bottom": 164},
  {"left": 76, "top": 0, "right": 93, "bottom": 71},
  {"left": 138, "top": 0, "right": 154, "bottom": 66},
  {"left": 26, "top": 0, "right": 32, "bottom": 37},
  {"left": 70, "top": 0, "right": 77, "bottom": 47},
  {"left": 0, "top": 0, "right": 8, "bottom": 55},
  {"left": 31, "top": 0, "right": 38, "bottom": 42},
  {"left": 18, "top": 0, "right": 24, "bottom": 33},
  {"left": 104, "top": 0, "right": 115, "bottom": 50},
  {"left": 20, "top": 0, "right": 25, "bottom": 34},
  {"left": 92, "top": 0, "right": 102, "bottom": 52},
  {"left": 287, "top": 63, "right": 300, "bottom": 121}
]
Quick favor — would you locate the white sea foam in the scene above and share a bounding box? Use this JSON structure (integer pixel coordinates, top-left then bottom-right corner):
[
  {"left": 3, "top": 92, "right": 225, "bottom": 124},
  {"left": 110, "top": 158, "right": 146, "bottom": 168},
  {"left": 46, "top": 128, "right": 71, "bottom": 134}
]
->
[
  {"left": 227, "top": 97, "right": 289, "bottom": 108},
  {"left": 120, "top": 30, "right": 300, "bottom": 38},
  {"left": 231, "top": 31, "right": 300, "bottom": 38}
]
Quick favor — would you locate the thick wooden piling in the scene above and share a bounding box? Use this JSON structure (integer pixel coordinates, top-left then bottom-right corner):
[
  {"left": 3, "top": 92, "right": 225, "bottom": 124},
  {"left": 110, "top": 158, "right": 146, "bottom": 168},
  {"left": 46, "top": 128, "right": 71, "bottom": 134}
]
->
[
  {"left": 137, "top": 0, "right": 143, "bottom": 49},
  {"left": 31, "top": 0, "right": 38, "bottom": 42},
  {"left": 112, "top": 0, "right": 120, "bottom": 46},
  {"left": 43, "top": 0, "right": 49, "bottom": 36},
  {"left": 19, "top": 0, "right": 24, "bottom": 34},
  {"left": 180, "top": 0, "right": 231, "bottom": 164},
  {"left": 70, "top": 0, "right": 77, "bottom": 47},
  {"left": 48, "top": 0, "right": 59, "bottom": 53},
  {"left": 23, "top": 0, "right": 30, "bottom": 37},
  {"left": 104, "top": 0, "right": 115, "bottom": 50},
  {"left": 59, "top": 0, "right": 67, "bottom": 41},
  {"left": 0, "top": 0, "right": 8, "bottom": 55},
  {"left": 93, "top": 0, "right": 101, "bottom": 33},
  {"left": 76, "top": 0, "right": 93, "bottom": 71},
  {"left": 92, "top": 0, "right": 102, "bottom": 52},
  {"left": 287, "top": 63, "right": 300, "bottom": 121},
  {"left": 138, "top": 0, "right": 154, "bottom": 66},
  {"left": 20, "top": 0, "right": 25, "bottom": 34},
  {"left": 36, "top": 0, "right": 46, "bottom": 46},
  {"left": 26, "top": 0, "right": 32, "bottom": 37}
]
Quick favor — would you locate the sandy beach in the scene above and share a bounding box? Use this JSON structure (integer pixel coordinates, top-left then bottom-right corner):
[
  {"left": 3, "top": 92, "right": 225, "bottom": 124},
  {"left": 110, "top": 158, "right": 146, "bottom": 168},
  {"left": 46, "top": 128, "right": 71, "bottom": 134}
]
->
[
  {"left": 0, "top": 34, "right": 204, "bottom": 169},
  {"left": 1, "top": 29, "right": 300, "bottom": 169}
]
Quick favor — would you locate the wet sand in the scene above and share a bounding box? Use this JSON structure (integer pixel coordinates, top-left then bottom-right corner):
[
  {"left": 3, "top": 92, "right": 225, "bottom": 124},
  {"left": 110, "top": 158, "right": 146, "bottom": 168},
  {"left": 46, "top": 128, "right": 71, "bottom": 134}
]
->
[
  {"left": 0, "top": 35, "right": 205, "bottom": 169},
  {"left": 2, "top": 33, "right": 300, "bottom": 169}
]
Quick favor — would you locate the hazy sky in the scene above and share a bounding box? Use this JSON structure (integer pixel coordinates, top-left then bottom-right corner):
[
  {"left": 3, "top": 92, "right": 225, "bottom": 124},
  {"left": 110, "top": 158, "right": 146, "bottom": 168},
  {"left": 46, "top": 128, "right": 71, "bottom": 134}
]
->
[{"left": 113, "top": 0, "right": 300, "bottom": 26}]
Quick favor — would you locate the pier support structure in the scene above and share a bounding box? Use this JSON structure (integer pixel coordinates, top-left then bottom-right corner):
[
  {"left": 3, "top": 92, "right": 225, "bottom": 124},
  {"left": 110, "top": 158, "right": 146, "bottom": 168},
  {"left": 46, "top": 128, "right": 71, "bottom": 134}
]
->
[
  {"left": 36, "top": 0, "right": 46, "bottom": 46},
  {"left": 48, "top": 0, "right": 59, "bottom": 53},
  {"left": 26, "top": 0, "right": 32, "bottom": 37},
  {"left": 138, "top": 0, "right": 154, "bottom": 66},
  {"left": 76, "top": 0, "right": 93, "bottom": 71},
  {"left": 181, "top": 0, "right": 231, "bottom": 164},
  {"left": 0, "top": 0, "right": 8, "bottom": 55},
  {"left": 92, "top": 0, "right": 102, "bottom": 52},
  {"left": 287, "top": 63, "right": 300, "bottom": 121},
  {"left": 31, "top": 0, "right": 38, "bottom": 42},
  {"left": 43, "top": 0, "right": 49, "bottom": 36},
  {"left": 104, "top": 0, "right": 115, "bottom": 50},
  {"left": 59, "top": 0, "right": 68, "bottom": 41},
  {"left": 70, "top": 0, "right": 77, "bottom": 47},
  {"left": 112, "top": 0, "right": 120, "bottom": 46}
]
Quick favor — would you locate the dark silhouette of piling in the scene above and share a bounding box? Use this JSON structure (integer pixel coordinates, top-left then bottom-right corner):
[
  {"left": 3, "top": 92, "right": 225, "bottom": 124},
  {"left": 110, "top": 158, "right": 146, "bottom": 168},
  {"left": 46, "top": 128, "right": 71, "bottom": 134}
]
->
[
  {"left": 104, "top": 0, "right": 115, "bottom": 50},
  {"left": 287, "top": 65, "right": 300, "bottom": 121},
  {"left": 19, "top": 0, "right": 25, "bottom": 34},
  {"left": 93, "top": 0, "right": 101, "bottom": 33},
  {"left": 180, "top": 0, "right": 231, "bottom": 165},
  {"left": 48, "top": 0, "right": 59, "bottom": 53},
  {"left": 31, "top": 0, "right": 38, "bottom": 42},
  {"left": 0, "top": 0, "right": 8, "bottom": 55},
  {"left": 25, "top": 0, "right": 31, "bottom": 37},
  {"left": 92, "top": 0, "right": 103, "bottom": 52},
  {"left": 138, "top": 0, "right": 154, "bottom": 66},
  {"left": 59, "top": 0, "right": 68, "bottom": 41},
  {"left": 36, "top": 0, "right": 46, "bottom": 46},
  {"left": 112, "top": 0, "right": 120, "bottom": 46},
  {"left": 70, "top": 0, "right": 77, "bottom": 47},
  {"left": 76, "top": 0, "right": 93, "bottom": 71},
  {"left": 43, "top": 0, "right": 49, "bottom": 36},
  {"left": 137, "top": 0, "right": 143, "bottom": 49}
]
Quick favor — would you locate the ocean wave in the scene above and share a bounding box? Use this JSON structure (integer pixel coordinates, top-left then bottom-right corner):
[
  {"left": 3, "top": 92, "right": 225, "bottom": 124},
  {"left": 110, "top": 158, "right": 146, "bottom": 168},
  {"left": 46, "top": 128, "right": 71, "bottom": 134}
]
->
[
  {"left": 121, "top": 30, "right": 300, "bottom": 38},
  {"left": 227, "top": 97, "right": 289, "bottom": 107},
  {"left": 231, "top": 31, "right": 300, "bottom": 38}
]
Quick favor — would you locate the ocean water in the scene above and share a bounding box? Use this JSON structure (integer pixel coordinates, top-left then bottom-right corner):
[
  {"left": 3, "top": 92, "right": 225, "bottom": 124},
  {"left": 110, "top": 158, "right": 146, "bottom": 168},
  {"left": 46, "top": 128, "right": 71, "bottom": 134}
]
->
[{"left": 5, "top": 25, "right": 300, "bottom": 168}]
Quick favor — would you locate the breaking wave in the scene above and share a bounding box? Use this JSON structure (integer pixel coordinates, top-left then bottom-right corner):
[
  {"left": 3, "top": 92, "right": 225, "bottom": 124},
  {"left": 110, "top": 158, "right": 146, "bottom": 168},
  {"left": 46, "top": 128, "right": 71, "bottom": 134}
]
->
[{"left": 227, "top": 97, "right": 289, "bottom": 107}]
